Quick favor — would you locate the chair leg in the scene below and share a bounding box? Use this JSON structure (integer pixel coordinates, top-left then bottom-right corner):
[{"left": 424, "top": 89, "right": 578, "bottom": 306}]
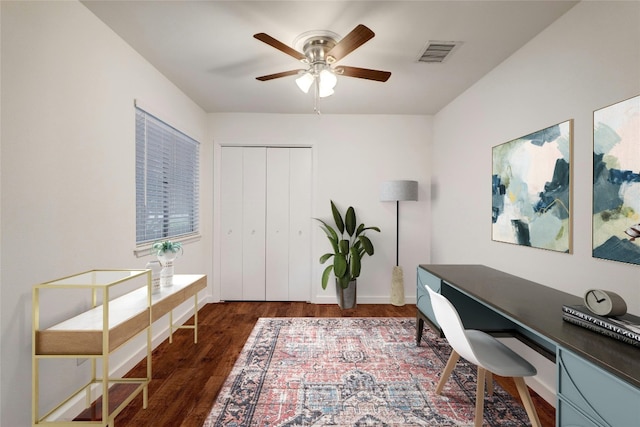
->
[
  {"left": 486, "top": 371, "right": 494, "bottom": 397},
  {"left": 435, "top": 350, "right": 460, "bottom": 394},
  {"left": 513, "top": 377, "right": 541, "bottom": 427},
  {"left": 475, "top": 367, "right": 486, "bottom": 427}
]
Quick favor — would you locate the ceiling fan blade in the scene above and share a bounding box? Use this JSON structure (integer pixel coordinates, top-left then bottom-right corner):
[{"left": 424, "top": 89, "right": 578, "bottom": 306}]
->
[
  {"left": 256, "top": 70, "right": 304, "bottom": 81},
  {"left": 254, "top": 33, "right": 306, "bottom": 61},
  {"left": 336, "top": 66, "right": 391, "bottom": 82},
  {"left": 326, "top": 24, "right": 375, "bottom": 62}
]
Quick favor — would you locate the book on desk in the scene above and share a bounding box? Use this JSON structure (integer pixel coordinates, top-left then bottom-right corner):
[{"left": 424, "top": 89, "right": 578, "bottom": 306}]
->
[{"left": 562, "top": 304, "right": 640, "bottom": 347}]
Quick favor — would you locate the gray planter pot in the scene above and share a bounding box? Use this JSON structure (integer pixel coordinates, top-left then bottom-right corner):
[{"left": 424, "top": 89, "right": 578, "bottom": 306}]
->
[{"left": 336, "top": 279, "right": 357, "bottom": 309}]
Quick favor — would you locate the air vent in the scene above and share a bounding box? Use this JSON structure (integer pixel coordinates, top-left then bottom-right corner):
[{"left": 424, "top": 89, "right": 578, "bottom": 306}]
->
[{"left": 417, "top": 41, "right": 462, "bottom": 63}]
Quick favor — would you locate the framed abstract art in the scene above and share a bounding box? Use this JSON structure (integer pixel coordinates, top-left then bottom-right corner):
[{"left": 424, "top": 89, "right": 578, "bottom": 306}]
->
[
  {"left": 492, "top": 120, "right": 573, "bottom": 252},
  {"left": 592, "top": 95, "right": 640, "bottom": 265}
]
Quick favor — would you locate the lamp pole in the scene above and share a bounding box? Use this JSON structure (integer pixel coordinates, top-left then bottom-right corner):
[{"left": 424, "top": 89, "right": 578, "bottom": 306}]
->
[{"left": 395, "top": 200, "right": 400, "bottom": 267}]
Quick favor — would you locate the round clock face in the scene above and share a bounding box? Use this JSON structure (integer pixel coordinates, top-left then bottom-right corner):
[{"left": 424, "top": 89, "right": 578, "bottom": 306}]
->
[
  {"left": 583, "top": 289, "right": 627, "bottom": 317},
  {"left": 584, "top": 289, "right": 612, "bottom": 316}
]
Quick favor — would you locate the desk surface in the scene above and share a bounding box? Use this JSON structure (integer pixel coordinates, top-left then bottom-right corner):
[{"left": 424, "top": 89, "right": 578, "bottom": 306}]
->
[{"left": 419, "top": 264, "right": 639, "bottom": 389}]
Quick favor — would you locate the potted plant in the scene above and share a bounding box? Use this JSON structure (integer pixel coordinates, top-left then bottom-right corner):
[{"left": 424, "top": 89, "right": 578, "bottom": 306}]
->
[
  {"left": 316, "top": 200, "right": 380, "bottom": 309},
  {"left": 151, "top": 240, "right": 183, "bottom": 257},
  {"left": 151, "top": 240, "right": 183, "bottom": 287}
]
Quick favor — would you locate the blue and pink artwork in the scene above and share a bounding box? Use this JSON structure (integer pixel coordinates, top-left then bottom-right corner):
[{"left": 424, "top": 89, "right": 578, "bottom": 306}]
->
[
  {"left": 593, "top": 95, "right": 640, "bottom": 265},
  {"left": 492, "top": 121, "right": 572, "bottom": 252}
]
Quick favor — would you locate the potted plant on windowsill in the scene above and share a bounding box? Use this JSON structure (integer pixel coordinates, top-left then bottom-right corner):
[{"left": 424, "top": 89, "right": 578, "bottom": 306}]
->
[{"left": 316, "top": 200, "right": 380, "bottom": 309}]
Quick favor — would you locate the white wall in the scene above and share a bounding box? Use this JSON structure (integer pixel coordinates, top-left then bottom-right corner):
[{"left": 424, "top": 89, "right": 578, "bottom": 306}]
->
[
  {"left": 210, "top": 113, "right": 432, "bottom": 304},
  {"left": 0, "top": 2, "right": 211, "bottom": 426},
  {"left": 432, "top": 0, "right": 640, "bottom": 403},
  {"left": 433, "top": 0, "right": 640, "bottom": 313}
]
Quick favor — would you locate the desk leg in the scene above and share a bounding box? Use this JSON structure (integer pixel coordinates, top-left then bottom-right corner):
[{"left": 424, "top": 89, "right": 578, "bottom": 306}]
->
[
  {"left": 169, "top": 310, "right": 174, "bottom": 344},
  {"left": 416, "top": 309, "right": 443, "bottom": 345},
  {"left": 166, "top": 294, "right": 199, "bottom": 344},
  {"left": 193, "top": 293, "right": 198, "bottom": 344}
]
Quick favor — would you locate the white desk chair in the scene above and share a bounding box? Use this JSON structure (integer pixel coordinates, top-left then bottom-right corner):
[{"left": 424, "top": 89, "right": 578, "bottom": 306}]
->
[{"left": 425, "top": 286, "right": 541, "bottom": 427}]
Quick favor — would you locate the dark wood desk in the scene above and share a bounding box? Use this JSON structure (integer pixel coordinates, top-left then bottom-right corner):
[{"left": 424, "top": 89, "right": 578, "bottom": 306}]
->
[{"left": 417, "top": 264, "right": 640, "bottom": 427}]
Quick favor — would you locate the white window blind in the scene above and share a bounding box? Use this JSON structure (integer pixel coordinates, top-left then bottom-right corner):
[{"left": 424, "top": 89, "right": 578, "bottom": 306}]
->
[{"left": 135, "top": 107, "right": 200, "bottom": 244}]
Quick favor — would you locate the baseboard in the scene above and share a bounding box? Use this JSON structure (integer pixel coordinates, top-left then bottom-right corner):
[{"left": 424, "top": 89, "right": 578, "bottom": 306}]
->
[
  {"left": 115, "top": 293, "right": 214, "bottom": 376},
  {"left": 313, "top": 295, "right": 418, "bottom": 305},
  {"left": 525, "top": 376, "right": 556, "bottom": 408},
  {"left": 498, "top": 337, "right": 557, "bottom": 407}
]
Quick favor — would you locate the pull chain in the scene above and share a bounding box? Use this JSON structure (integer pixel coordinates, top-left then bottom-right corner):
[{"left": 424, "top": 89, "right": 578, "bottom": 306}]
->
[{"left": 313, "top": 76, "right": 321, "bottom": 115}]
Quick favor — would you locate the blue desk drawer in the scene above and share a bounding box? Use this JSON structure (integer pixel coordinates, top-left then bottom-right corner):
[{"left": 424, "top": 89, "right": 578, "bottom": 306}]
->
[
  {"left": 416, "top": 268, "right": 441, "bottom": 330},
  {"left": 557, "top": 348, "right": 640, "bottom": 426}
]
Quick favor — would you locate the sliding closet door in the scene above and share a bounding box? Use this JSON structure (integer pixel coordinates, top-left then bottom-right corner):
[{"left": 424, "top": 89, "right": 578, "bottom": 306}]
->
[
  {"left": 265, "top": 148, "right": 290, "bottom": 300},
  {"left": 266, "top": 148, "right": 312, "bottom": 300},
  {"left": 220, "top": 147, "right": 266, "bottom": 300},
  {"left": 241, "top": 148, "right": 266, "bottom": 300},
  {"left": 220, "top": 147, "right": 243, "bottom": 300},
  {"left": 288, "top": 148, "right": 312, "bottom": 301}
]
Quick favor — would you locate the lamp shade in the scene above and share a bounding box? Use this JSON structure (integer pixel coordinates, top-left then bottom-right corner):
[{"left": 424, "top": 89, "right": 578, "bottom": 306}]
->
[
  {"left": 380, "top": 180, "right": 418, "bottom": 201},
  {"left": 318, "top": 69, "right": 337, "bottom": 98},
  {"left": 295, "top": 72, "right": 314, "bottom": 93}
]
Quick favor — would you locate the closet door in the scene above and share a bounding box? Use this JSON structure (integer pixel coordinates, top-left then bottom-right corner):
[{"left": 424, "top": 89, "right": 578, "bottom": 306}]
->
[
  {"left": 288, "top": 148, "right": 312, "bottom": 301},
  {"left": 220, "top": 147, "right": 266, "bottom": 300},
  {"left": 265, "top": 148, "right": 290, "bottom": 300},
  {"left": 220, "top": 146, "right": 310, "bottom": 301},
  {"left": 241, "top": 148, "right": 266, "bottom": 300},
  {"left": 220, "top": 147, "right": 243, "bottom": 300},
  {"left": 266, "top": 147, "right": 312, "bottom": 301}
]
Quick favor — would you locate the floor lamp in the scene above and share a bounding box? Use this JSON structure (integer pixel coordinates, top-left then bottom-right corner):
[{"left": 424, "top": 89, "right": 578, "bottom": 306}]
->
[{"left": 380, "top": 180, "right": 418, "bottom": 306}]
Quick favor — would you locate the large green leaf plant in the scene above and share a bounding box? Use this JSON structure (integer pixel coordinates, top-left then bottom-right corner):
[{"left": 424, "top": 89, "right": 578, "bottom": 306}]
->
[{"left": 316, "top": 200, "right": 380, "bottom": 290}]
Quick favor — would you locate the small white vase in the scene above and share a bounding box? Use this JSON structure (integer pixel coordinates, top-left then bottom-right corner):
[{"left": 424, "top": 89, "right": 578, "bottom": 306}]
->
[
  {"left": 145, "top": 260, "right": 162, "bottom": 294},
  {"left": 158, "top": 251, "right": 178, "bottom": 287}
]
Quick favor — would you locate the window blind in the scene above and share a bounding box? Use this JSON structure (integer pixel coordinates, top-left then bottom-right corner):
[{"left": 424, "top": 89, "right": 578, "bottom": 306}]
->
[{"left": 135, "top": 107, "right": 200, "bottom": 244}]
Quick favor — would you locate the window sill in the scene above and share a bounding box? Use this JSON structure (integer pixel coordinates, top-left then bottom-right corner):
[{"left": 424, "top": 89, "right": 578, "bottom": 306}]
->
[{"left": 133, "top": 234, "right": 201, "bottom": 258}]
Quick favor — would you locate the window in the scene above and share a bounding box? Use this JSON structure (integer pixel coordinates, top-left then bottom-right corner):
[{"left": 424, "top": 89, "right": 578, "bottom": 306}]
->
[{"left": 135, "top": 107, "right": 200, "bottom": 244}]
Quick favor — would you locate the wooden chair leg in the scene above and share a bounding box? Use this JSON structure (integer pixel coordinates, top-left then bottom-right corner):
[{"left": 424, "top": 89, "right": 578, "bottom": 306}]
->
[
  {"left": 475, "top": 367, "right": 486, "bottom": 427},
  {"left": 485, "top": 371, "right": 494, "bottom": 397},
  {"left": 436, "top": 350, "right": 460, "bottom": 394},
  {"left": 513, "top": 377, "right": 541, "bottom": 427}
]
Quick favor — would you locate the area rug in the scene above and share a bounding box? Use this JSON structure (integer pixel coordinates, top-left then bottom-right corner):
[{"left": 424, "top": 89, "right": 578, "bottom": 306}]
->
[{"left": 203, "top": 317, "right": 533, "bottom": 426}]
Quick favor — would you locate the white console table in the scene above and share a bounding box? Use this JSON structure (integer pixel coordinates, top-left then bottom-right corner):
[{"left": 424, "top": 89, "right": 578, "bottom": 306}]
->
[{"left": 32, "top": 271, "right": 207, "bottom": 426}]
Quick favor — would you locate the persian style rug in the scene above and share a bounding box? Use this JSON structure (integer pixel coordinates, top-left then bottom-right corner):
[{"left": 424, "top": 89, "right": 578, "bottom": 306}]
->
[{"left": 203, "top": 317, "right": 533, "bottom": 426}]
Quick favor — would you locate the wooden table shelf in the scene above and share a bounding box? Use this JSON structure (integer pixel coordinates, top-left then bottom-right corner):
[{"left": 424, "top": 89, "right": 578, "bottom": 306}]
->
[{"left": 35, "top": 273, "right": 206, "bottom": 356}]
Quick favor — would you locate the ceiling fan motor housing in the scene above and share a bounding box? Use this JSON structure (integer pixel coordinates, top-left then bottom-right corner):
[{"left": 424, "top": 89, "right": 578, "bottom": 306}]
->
[{"left": 301, "top": 36, "right": 338, "bottom": 65}]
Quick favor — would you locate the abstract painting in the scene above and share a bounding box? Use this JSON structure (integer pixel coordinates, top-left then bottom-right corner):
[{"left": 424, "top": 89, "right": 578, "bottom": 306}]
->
[
  {"left": 492, "top": 121, "right": 572, "bottom": 252},
  {"left": 593, "top": 95, "right": 640, "bottom": 265}
]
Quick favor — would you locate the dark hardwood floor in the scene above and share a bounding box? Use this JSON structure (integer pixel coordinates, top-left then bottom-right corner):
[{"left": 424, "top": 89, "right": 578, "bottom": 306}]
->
[{"left": 109, "top": 302, "right": 554, "bottom": 426}]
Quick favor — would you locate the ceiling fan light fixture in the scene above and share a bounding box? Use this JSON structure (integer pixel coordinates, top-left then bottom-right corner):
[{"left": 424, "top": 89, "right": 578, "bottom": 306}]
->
[
  {"left": 318, "top": 86, "right": 335, "bottom": 98},
  {"left": 295, "top": 71, "right": 314, "bottom": 93},
  {"left": 318, "top": 68, "right": 337, "bottom": 98},
  {"left": 319, "top": 69, "right": 337, "bottom": 88}
]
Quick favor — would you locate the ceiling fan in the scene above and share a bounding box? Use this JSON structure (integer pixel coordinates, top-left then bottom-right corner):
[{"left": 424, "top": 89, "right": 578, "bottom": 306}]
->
[{"left": 253, "top": 24, "right": 391, "bottom": 102}]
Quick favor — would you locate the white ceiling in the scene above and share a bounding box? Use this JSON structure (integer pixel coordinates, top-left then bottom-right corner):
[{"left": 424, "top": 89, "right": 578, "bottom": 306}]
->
[{"left": 81, "top": 1, "right": 578, "bottom": 115}]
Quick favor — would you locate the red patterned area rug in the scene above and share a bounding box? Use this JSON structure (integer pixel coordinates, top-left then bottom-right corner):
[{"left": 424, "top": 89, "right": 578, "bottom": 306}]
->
[{"left": 203, "top": 317, "right": 533, "bottom": 427}]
